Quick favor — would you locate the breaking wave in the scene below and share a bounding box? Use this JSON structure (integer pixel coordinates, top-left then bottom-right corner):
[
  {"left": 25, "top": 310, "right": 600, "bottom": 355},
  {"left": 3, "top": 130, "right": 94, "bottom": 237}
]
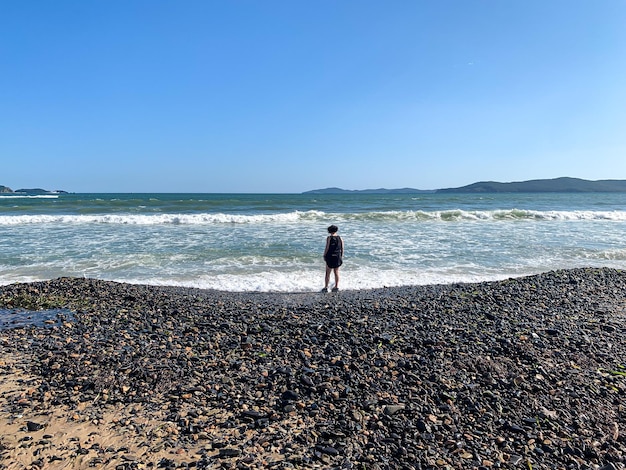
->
[{"left": 2, "top": 208, "right": 626, "bottom": 226}]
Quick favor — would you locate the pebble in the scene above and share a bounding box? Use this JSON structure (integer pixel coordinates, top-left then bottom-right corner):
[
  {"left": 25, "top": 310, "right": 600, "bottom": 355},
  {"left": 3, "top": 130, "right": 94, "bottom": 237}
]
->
[
  {"left": 0, "top": 267, "right": 625, "bottom": 468},
  {"left": 26, "top": 421, "right": 45, "bottom": 432},
  {"left": 383, "top": 404, "right": 406, "bottom": 416}
]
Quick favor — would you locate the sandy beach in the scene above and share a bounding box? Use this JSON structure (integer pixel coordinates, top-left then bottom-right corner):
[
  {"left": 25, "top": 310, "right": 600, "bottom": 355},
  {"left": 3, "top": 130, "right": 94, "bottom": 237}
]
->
[{"left": 1, "top": 268, "right": 625, "bottom": 469}]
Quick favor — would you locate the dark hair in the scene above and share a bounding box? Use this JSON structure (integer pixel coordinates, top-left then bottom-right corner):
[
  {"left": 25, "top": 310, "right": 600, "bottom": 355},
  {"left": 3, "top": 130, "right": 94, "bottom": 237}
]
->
[{"left": 327, "top": 225, "right": 338, "bottom": 234}]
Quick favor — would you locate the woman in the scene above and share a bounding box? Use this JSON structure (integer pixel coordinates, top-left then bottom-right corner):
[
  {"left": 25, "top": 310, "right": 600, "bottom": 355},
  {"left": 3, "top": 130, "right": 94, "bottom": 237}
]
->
[{"left": 322, "top": 225, "right": 344, "bottom": 292}]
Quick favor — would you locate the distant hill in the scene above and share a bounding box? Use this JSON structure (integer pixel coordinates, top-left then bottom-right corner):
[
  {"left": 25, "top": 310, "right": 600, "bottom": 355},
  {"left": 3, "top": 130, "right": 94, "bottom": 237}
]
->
[
  {"left": 303, "top": 187, "right": 434, "bottom": 194},
  {"left": 305, "top": 178, "right": 626, "bottom": 194},
  {"left": 437, "top": 177, "right": 626, "bottom": 193},
  {"left": 0, "top": 185, "right": 12, "bottom": 193}
]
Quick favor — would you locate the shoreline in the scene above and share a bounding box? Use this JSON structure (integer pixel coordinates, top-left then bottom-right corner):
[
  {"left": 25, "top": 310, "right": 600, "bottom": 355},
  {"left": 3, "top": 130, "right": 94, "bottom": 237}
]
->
[{"left": 1, "top": 268, "right": 625, "bottom": 468}]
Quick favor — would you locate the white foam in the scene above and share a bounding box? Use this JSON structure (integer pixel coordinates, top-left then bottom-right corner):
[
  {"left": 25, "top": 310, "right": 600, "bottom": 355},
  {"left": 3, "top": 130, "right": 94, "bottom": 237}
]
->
[
  {"left": 4, "top": 255, "right": 626, "bottom": 292},
  {"left": 101, "top": 265, "right": 531, "bottom": 293},
  {"left": 3, "top": 209, "right": 626, "bottom": 226},
  {"left": 0, "top": 211, "right": 324, "bottom": 226},
  {"left": 0, "top": 274, "right": 45, "bottom": 286}
]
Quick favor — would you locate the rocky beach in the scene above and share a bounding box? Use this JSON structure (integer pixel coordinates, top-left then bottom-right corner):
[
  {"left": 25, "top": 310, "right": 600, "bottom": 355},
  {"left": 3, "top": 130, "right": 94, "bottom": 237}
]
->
[{"left": 0, "top": 268, "right": 625, "bottom": 469}]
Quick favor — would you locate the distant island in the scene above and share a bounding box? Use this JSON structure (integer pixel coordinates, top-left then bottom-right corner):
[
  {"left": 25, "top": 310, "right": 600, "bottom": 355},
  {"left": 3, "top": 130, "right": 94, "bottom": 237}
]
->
[
  {"left": 438, "top": 177, "right": 626, "bottom": 193},
  {"left": 0, "top": 185, "right": 68, "bottom": 194},
  {"left": 3, "top": 177, "right": 626, "bottom": 195},
  {"left": 304, "top": 177, "right": 626, "bottom": 194},
  {"left": 303, "top": 187, "right": 435, "bottom": 194}
]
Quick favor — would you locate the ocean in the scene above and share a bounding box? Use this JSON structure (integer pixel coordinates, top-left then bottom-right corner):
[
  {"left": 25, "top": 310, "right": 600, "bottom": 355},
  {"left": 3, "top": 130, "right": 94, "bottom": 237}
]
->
[{"left": 1, "top": 192, "right": 625, "bottom": 292}]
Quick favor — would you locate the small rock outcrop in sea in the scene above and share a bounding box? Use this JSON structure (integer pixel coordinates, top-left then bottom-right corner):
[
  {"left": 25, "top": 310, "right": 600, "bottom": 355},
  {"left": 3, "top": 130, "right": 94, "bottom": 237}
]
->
[
  {"left": 0, "top": 185, "right": 67, "bottom": 194},
  {"left": 0, "top": 268, "right": 625, "bottom": 468}
]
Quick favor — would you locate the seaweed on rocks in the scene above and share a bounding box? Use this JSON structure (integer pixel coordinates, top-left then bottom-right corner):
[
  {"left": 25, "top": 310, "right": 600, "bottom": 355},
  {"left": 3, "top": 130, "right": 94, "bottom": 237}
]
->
[{"left": 1, "top": 268, "right": 625, "bottom": 469}]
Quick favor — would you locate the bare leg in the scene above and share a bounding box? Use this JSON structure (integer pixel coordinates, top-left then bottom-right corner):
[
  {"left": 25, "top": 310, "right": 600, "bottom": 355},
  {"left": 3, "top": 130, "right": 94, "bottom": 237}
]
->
[
  {"left": 324, "top": 266, "right": 331, "bottom": 289},
  {"left": 333, "top": 268, "right": 340, "bottom": 289}
]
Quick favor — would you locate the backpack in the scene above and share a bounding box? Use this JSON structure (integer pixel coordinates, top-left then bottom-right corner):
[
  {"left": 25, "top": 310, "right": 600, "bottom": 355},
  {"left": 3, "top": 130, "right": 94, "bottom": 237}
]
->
[{"left": 326, "top": 236, "right": 342, "bottom": 261}]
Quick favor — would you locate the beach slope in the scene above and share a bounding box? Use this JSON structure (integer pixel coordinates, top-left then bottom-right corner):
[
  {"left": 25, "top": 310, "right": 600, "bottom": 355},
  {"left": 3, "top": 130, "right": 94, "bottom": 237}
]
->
[{"left": 1, "top": 268, "right": 625, "bottom": 468}]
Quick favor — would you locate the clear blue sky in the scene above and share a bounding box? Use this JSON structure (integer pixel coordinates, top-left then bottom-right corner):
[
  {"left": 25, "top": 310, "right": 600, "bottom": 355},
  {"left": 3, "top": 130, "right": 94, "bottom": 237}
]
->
[{"left": 2, "top": 1, "right": 625, "bottom": 193}]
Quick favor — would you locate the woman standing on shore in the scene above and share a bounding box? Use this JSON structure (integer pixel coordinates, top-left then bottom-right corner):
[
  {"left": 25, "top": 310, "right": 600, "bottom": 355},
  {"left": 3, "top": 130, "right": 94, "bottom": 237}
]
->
[{"left": 322, "top": 225, "right": 344, "bottom": 292}]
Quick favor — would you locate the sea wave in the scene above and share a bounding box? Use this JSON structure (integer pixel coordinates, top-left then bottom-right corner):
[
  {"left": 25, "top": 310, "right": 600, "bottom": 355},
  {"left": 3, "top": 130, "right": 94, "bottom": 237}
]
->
[
  {"left": 0, "top": 265, "right": 524, "bottom": 292},
  {"left": 0, "top": 211, "right": 315, "bottom": 225},
  {"left": 1, "top": 209, "right": 626, "bottom": 225}
]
